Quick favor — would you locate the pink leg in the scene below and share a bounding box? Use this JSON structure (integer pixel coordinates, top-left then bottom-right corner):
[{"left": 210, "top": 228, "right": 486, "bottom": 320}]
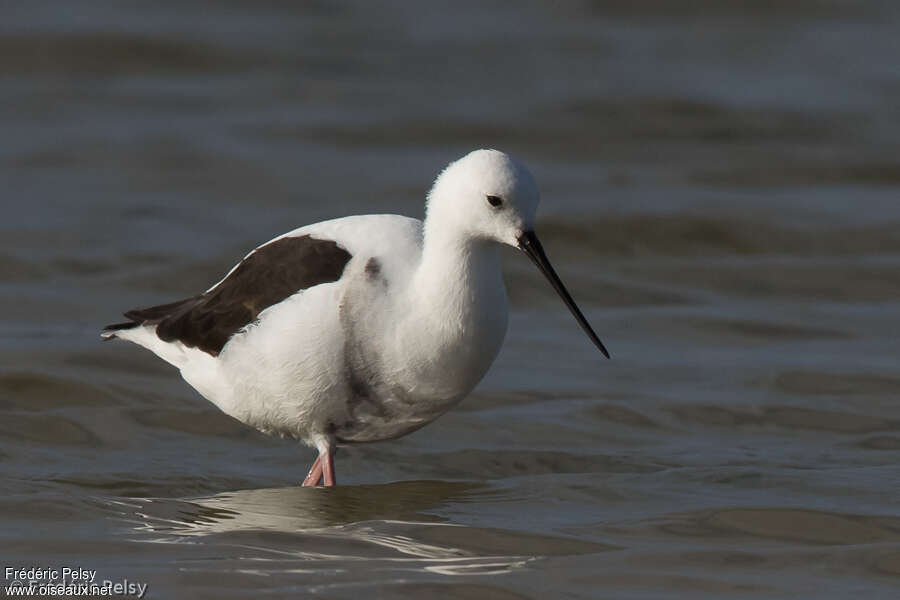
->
[
  {"left": 322, "top": 449, "right": 336, "bottom": 487},
  {"left": 301, "top": 455, "right": 323, "bottom": 487}
]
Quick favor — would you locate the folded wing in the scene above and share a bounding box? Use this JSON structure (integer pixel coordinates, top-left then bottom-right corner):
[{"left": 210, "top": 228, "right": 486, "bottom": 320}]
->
[{"left": 103, "top": 235, "right": 352, "bottom": 356}]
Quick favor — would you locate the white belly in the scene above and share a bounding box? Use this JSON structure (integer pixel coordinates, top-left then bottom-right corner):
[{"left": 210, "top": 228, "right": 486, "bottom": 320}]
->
[{"left": 181, "top": 230, "right": 509, "bottom": 447}]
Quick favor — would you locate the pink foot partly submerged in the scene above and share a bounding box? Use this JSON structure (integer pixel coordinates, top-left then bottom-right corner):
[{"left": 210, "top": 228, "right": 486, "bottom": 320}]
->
[
  {"left": 300, "top": 444, "right": 336, "bottom": 487},
  {"left": 301, "top": 455, "right": 323, "bottom": 487},
  {"left": 322, "top": 450, "right": 336, "bottom": 487}
]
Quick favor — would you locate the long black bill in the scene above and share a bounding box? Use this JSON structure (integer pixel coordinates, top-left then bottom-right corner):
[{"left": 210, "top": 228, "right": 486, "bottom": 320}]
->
[{"left": 517, "top": 230, "right": 610, "bottom": 359}]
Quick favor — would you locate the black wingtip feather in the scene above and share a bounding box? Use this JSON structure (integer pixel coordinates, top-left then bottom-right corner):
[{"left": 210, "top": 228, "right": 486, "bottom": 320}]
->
[{"left": 103, "top": 321, "right": 140, "bottom": 332}]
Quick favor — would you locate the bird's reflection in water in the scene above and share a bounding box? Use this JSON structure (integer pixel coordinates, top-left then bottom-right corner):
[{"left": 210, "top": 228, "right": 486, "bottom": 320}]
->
[
  {"left": 134, "top": 480, "right": 480, "bottom": 530},
  {"left": 112, "top": 481, "right": 549, "bottom": 576}
]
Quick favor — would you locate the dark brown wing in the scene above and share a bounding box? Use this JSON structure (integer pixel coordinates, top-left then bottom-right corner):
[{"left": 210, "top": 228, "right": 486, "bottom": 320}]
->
[{"left": 104, "top": 235, "right": 352, "bottom": 356}]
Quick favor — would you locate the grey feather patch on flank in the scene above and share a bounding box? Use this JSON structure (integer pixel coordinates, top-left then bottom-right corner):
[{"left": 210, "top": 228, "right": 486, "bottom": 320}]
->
[
  {"left": 364, "top": 257, "right": 381, "bottom": 277},
  {"left": 364, "top": 256, "right": 388, "bottom": 288},
  {"left": 103, "top": 235, "right": 352, "bottom": 356}
]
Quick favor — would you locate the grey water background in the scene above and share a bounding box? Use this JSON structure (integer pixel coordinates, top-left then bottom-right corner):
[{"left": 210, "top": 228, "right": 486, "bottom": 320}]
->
[{"left": 2, "top": 1, "right": 900, "bottom": 598}]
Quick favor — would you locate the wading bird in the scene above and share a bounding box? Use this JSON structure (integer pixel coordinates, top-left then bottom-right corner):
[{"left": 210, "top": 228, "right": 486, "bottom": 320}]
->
[{"left": 103, "top": 149, "right": 609, "bottom": 486}]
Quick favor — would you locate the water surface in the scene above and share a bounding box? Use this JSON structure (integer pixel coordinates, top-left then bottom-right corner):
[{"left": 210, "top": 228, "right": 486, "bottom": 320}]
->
[{"left": 2, "top": 1, "right": 900, "bottom": 598}]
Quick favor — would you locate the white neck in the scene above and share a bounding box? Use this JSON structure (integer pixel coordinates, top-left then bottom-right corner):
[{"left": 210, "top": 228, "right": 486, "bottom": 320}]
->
[
  {"left": 415, "top": 219, "right": 502, "bottom": 323},
  {"left": 394, "top": 218, "right": 508, "bottom": 398}
]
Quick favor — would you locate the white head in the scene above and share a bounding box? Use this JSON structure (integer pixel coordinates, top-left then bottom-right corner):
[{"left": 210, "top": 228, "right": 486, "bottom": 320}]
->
[
  {"left": 425, "top": 149, "right": 610, "bottom": 358},
  {"left": 426, "top": 149, "right": 540, "bottom": 247}
]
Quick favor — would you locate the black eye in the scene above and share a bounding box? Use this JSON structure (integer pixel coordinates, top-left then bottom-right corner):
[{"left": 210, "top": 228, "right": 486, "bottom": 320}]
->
[{"left": 486, "top": 195, "right": 503, "bottom": 208}]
